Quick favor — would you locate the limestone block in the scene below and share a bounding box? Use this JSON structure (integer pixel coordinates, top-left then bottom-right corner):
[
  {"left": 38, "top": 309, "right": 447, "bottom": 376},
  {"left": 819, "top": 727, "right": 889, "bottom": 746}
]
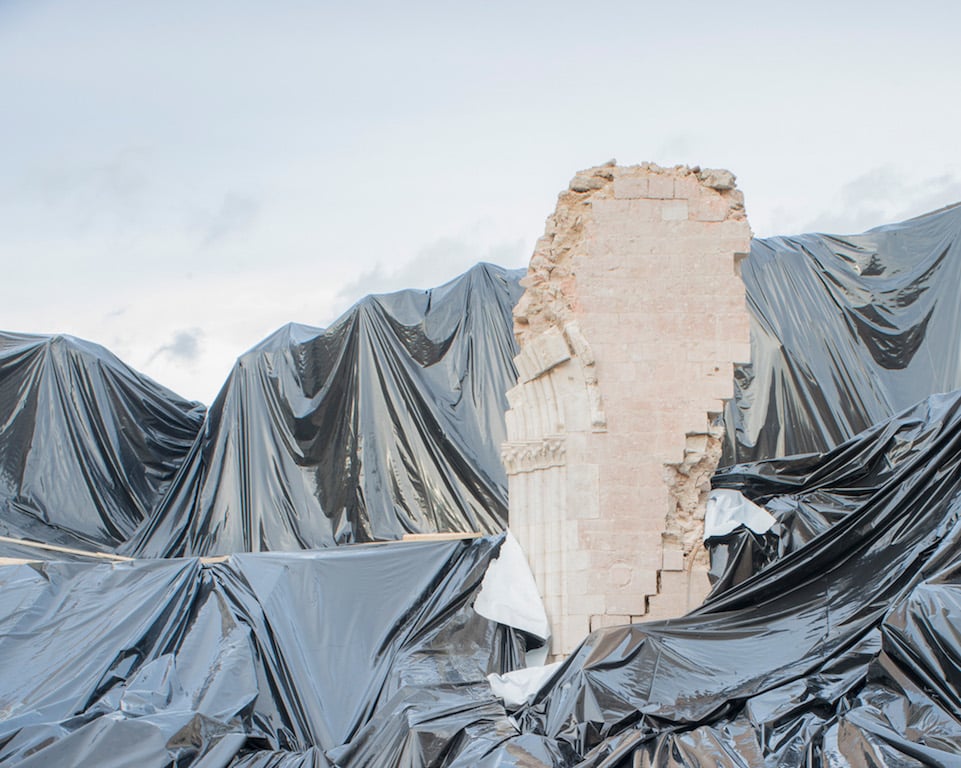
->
[
  {"left": 565, "top": 570, "right": 594, "bottom": 595},
  {"left": 613, "top": 176, "right": 649, "bottom": 199},
  {"left": 559, "top": 393, "right": 590, "bottom": 433},
  {"left": 695, "top": 194, "right": 730, "bottom": 222},
  {"left": 684, "top": 433, "right": 709, "bottom": 455},
  {"left": 647, "top": 174, "right": 675, "bottom": 199},
  {"left": 531, "top": 331, "right": 571, "bottom": 375},
  {"left": 566, "top": 465, "right": 600, "bottom": 519},
  {"left": 590, "top": 613, "right": 632, "bottom": 631},
  {"left": 567, "top": 592, "right": 605, "bottom": 617},
  {"left": 558, "top": 614, "right": 591, "bottom": 654},
  {"left": 604, "top": 588, "right": 649, "bottom": 616},
  {"left": 689, "top": 566, "right": 712, "bottom": 602},
  {"left": 662, "top": 547, "right": 685, "bottom": 572},
  {"left": 672, "top": 175, "right": 700, "bottom": 200},
  {"left": 514, "top": 348, "right": 537, "bottom": 383},
  {"left": 566, "top": 548, "right": 591, "bottom": 571},
  {"left": 644, "top": 566, "right": 713, "bottom": 622},
  {"left": 730, "top": 341, "right": 752, "bottom": 363}
]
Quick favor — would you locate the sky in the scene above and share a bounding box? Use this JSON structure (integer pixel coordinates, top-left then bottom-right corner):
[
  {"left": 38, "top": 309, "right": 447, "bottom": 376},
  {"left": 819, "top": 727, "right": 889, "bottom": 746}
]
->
[{"left": 2, "top": 0, "right": 959, "bottom": 404}]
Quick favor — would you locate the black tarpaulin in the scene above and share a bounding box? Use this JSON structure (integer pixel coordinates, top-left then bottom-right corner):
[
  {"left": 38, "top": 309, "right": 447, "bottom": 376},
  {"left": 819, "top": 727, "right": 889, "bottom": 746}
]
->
[
  {"left": 724, "top": 203, "right": 961, "bottom": 465},
  {"left": 0, "top": 264, "right": 522, "bottom": 557},
  {"left": 0, "top": 556, "right": 253, "bottom": 766},
  {"left": 9, "top": 197, "right": 961, "bottom": 768},
  {"left": 126, "top": 263, "right": 523, "bottom": 556},
  {"left": 0, "top": 332, "right": 205, "bottom": 550},
  {"left": 0, "top": 534, "right": 539, "bottom": 767},
  {"left": 473, "top": 389, "right": 961, "bottom": 766}
]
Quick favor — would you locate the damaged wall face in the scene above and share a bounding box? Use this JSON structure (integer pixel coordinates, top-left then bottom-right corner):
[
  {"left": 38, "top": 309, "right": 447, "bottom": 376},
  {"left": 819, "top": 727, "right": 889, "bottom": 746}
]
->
[{"left": 504, "top": 162, "right": 751, "bottom": 657}]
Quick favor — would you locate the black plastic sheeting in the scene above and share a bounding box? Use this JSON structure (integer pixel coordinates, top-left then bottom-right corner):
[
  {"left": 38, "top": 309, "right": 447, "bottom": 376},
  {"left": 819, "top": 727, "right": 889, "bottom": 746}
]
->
[
  {"left": 704, "top": 526, "right": 778, "bottom": 596},
  {"left": 12, "top": 391, "right": 961, "bottom": 767},
  {"left": 0, "top": 263, "right": 522, "bottom": 555},
  {"left": 128, "top": 263, "right": 523, "bottom": 556},
  {"left": 724, "top": 203, "right": 961, "bottom": 465},
  {"left": 0, "top": 332, "right": 205, "bottom": 550},
  {"left": 476, "top": 388, "right": 961, "bottom": 766},
  {"left": 9, "top": 200, "right": 961, "bottom": 768},
  {"left": 0, "top": 534, "right": 539, "bottom": 767}
]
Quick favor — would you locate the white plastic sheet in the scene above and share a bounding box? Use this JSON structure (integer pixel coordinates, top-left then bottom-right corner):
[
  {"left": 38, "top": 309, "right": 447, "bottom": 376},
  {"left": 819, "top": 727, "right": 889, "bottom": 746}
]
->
[
  {"left": 704, "top": 489, "right": 777, "bottom": 539},
  {"left": 474, "top": 530, "right": 550, "bottom": 643}
]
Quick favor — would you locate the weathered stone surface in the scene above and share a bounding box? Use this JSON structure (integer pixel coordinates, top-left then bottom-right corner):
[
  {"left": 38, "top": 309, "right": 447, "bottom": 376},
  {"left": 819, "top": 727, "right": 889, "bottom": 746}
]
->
[
  {"left": 570, "top": 174, "right": 607, "bottom": 192},
  {"left": 613, "top": 176, "right": 648, "bottom": 199},
  {"left": 698, "top": 167, "right": 737, "bottom": 191},
  {"left": 661, "top": 199, "right": 689, "bottom": 221},
  {"left": 505, "top": 162, "right": 751, "bottom": 659}
]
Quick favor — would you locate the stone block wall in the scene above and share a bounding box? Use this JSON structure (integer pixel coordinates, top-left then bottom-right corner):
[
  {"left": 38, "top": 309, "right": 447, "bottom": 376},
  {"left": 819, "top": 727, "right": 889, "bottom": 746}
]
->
[{"left": 503, "top": 162, "right": 751, "bottom": 657}]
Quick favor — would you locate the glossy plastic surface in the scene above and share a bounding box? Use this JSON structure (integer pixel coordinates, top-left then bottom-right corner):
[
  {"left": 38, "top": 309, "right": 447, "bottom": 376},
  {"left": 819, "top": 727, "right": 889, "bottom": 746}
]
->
[
  {"left": 724, "top": 203, "right": 961, "bottom": 464},
  {"left": 130, "top": 263, "right": 524, "bottom": 555},
  {"left": 0, "top": 332, "right": 205, "bottom": 549},
  {"left": 0, "top": 535, "right": 536, "bottom": 766},
  {"left": 0, "top": 264, "right": 522, "bottom": 556},
  {"left": 495, "top": 390, "right": 961, "bottom": 766}
]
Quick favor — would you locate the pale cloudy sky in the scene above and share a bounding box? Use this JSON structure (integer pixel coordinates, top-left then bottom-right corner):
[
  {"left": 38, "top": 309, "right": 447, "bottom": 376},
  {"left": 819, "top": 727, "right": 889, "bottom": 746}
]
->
[{"left": 2, "top": 0, "right": 959, "bottom": 403}]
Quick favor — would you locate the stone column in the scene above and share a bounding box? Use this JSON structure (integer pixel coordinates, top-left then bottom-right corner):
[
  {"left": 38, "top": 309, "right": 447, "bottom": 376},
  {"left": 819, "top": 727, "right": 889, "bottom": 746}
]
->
[{"left": 503, "top": 162, "right": 751, "bottom": 658}]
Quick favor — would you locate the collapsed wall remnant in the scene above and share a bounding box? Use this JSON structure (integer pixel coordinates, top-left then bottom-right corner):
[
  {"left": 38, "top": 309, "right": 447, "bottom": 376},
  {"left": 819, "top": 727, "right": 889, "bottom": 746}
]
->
[{"left": 504, "top": 161, "right": 751, "bottom": 656}]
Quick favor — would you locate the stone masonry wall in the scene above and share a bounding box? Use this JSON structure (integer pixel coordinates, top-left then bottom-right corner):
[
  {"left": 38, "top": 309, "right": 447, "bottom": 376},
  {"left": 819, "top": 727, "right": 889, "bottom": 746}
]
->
[{"left": 503, "top": 162, "right": 751, "bottom": 658}]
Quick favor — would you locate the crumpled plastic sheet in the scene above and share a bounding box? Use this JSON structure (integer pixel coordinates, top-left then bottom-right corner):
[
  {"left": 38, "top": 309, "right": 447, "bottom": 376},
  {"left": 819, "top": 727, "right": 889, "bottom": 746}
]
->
[
  {"left": 9, "top": 206, "right": 961, "bottom": 768},
  {"left": 127, "top": 263, "right": 524, "bottom": 556},
  {"left": 0, "top": 534, "right": 542, "bottom": 767},
  {"left": 708, "top": 385, "right": 947, "bottom": 597},
  {"left": 0, "top": 332, "right": 205, "bottom": 550},
  {"left": 724, "top": 203, "right": 961, "bottom": 465},
  {"left": 472, "top": 388, "right": 961, "bottom": 766},
  {"left": 704, "top": 527, "right": 779, "bottom": 595},
  {"left": 0, "top": 264, "right": 523, "bottom": 555}
]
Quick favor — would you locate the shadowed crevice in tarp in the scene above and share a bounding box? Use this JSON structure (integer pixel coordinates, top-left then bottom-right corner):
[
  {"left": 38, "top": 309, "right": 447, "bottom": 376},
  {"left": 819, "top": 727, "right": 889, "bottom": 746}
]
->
[{"left": 125, "top": 263, "right": 524, "bottom": 556}]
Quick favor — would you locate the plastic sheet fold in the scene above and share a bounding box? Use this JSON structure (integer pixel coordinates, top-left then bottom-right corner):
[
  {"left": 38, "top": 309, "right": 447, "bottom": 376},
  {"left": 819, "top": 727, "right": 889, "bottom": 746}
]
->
[{"left": 0, "top": 264, "right": 522, "bottom": 556}]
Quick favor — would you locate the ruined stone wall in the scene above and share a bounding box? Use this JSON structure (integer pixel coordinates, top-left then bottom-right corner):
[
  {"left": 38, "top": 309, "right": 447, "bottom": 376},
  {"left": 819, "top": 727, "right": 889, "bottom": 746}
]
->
[{"left": 503, "top": 162, "right": 751, "bottom": 657}]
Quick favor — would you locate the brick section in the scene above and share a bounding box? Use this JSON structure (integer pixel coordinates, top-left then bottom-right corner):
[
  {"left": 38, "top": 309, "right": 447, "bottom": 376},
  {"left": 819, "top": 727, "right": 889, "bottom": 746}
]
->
[{"left": 504, "top": 162, "right": 751, "bottom": 659}]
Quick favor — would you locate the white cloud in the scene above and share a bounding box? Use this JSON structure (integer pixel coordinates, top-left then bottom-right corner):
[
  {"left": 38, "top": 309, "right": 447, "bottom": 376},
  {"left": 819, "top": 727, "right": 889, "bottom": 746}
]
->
[
  {"left": 190, "top": 193, "right": 261, "bottom": 247},
  {"left": 337, "top": 235, "right": 527, "bottom": 306},
  {"left": 802, "top": 167, "right": 961, "bottom": 235},
  {"left": 147, "top": 328, "right": 203, "bottom": 364}
]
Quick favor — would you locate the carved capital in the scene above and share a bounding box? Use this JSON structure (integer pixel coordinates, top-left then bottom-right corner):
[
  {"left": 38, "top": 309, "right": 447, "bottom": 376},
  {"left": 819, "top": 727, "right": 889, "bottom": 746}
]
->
[{"left": 501, "top": 436, "right": 567, "bottom": 475}]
